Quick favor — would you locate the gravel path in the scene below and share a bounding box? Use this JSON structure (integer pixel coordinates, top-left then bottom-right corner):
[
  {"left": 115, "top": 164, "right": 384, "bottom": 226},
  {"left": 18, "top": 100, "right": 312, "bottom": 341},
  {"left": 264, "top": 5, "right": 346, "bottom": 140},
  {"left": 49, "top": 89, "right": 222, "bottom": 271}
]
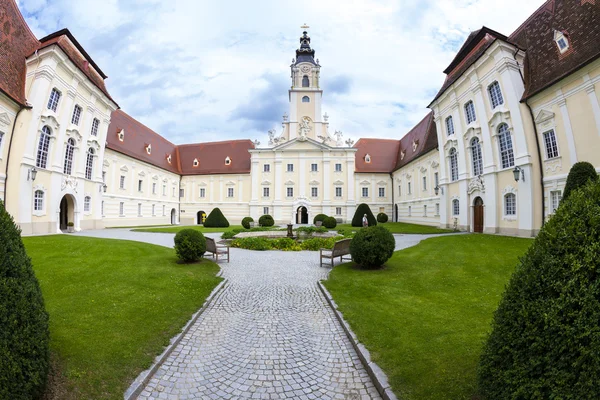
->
[{"left": 73, "top": 228, "right": 456, "bottom": 399}]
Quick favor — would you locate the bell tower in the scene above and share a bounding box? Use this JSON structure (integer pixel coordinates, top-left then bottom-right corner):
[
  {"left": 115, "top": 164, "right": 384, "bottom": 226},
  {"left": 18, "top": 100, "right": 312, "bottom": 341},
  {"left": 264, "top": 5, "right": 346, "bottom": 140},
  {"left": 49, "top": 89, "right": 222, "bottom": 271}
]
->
[{"left": 284, "top": 30, "right": 328, "bottom": 141}]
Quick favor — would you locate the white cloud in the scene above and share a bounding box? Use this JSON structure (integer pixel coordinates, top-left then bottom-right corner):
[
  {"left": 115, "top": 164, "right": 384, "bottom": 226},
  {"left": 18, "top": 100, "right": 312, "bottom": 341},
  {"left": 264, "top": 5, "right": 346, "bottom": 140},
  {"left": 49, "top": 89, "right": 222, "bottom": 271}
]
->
[{"left": 17, "top": 0, "right": 543, "bottom": 144}]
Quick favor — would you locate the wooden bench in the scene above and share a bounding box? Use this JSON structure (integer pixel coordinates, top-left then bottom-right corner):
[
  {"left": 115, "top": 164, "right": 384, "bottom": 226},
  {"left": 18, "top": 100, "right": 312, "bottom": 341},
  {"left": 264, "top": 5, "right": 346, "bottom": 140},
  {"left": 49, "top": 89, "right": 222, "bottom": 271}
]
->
[
  {"left": 320, "top": 238, "right": 352, "bottom": 267},
  {"left": 205, "top": 237, "right": 230, "bottom": 263}
]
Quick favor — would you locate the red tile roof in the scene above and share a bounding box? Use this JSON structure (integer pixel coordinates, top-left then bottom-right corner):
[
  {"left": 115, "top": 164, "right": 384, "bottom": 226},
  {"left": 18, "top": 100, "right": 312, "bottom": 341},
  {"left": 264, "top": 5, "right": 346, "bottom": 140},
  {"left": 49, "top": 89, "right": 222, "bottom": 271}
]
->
[
  {"left": 178, "top": 140, "right": 255, "bottom": 175},
  {"left": 107, "top": 110, "right": 180, "bottom": 174},
  {"left": 509, "top": 0, "right": 600, "bottom": 100},
  {"left": 393, "top": 112, "right": 438, "bottom": 171},
  {"left": 0, "top": 0, "right": 40, "bottom": 106},
  {"left": 354, "top": 139, "right": 401, "bottom": 173}
]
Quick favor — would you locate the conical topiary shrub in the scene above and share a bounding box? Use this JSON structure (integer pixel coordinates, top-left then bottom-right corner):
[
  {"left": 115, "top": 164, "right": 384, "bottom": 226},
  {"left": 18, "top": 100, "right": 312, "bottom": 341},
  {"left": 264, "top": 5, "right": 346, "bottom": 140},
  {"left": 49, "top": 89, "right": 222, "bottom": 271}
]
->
[
  {"left": 0, "top": 200, "right": 50, "bottom": 399},
  {"left": 203, "top": 208, "right": 230, "bottom": 228},
  {"left": 478, "top": 181, "right": 600, "bottom": 399},
  {"left": 351, "top": 203, "right": 377, "bottom": 227},
  {"left": 562, "top": 161, "right": 598, "bottom": 201}
]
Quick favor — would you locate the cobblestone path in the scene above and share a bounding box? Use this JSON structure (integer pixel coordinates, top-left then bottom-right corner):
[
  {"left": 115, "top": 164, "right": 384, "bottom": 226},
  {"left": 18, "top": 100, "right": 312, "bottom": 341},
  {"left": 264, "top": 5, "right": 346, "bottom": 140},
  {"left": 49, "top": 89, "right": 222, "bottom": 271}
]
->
[{"left": 136, "top": 248, "right": 382, "bottom": 400}]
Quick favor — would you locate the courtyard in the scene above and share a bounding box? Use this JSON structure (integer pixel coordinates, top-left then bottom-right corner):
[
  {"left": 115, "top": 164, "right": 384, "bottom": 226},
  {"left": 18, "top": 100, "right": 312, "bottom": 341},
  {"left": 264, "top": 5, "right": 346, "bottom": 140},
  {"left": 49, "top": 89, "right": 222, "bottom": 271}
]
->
[{"left": 22, "top": 228, "right": 531, "bottom": 399}]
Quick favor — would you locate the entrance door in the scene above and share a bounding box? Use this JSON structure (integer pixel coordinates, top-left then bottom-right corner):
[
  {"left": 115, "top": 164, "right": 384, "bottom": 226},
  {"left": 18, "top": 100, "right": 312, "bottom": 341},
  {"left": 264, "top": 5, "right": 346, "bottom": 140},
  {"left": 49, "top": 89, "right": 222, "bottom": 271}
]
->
[
  {"left": 473, "top": 197, "right": 484, "bottom": 233},
  {"left": 60, "top": 197, "right": 68, "bottom": 230},
  {"left": 197, "top": 211, "right": 206, "bottom": 225},
  {"left": 171, "top": 209, "right": 177, "bottom": 225},
  {"left": 297, "top": 206, "right": 308, "bottom": 224}
]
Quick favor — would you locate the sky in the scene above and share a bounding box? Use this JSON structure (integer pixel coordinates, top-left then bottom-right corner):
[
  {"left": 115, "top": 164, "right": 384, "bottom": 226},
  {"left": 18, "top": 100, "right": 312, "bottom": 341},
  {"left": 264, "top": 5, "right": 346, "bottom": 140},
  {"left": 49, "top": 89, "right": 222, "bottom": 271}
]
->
[{"left": 17, "top": 0, "right": 543, "bottom": 146}]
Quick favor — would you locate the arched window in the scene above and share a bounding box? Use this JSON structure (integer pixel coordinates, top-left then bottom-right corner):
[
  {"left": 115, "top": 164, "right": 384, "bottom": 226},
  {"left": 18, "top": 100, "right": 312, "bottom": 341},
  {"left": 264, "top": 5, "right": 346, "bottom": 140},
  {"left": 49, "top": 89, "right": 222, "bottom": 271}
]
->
[
  {"left": 36, "top": 126, "right": 52, "bottom": 169},
  {"left": 85, "top": 148, "right": 95, "bottom": 180},
  {"left": 497, "top": 123, "right": 514, "bottom": 169},
  {"left": 90, "top": 118, "right": 100, "bottom": 136},
  {"left": 471, "top": 137, "right": 483, "bottom": 176},
  {"left": 302, "top": 96, "right": 310, "bottom": 103},
  {"left": 302, "top": 75, "right": 309, "bottom": 87},
  {"left": 449, "top": 148, "right": 459, "bottom": 181},
  {"left": 34, "top": 190, "right": 44, "bottom": 211},
  {"left": 452, "top": 199, "right": 460, "bottom": 215},
  {"left": 488, "top": 81, "right": 504, "bottom": 109},
  {"left": 445, "top": 116, "right": 454, "bottom": 136},
  {"left": 505, "top": 193, "right": 516, "bottom": 216},
  {"left": 84, "top": 196, "right": 91, "bottom": 212},
  {"left": 464, "top": 101, "right": 476, "bottom": 124},
  {"left": 63, "top": 138, "right": 75, "bottom": 175}
]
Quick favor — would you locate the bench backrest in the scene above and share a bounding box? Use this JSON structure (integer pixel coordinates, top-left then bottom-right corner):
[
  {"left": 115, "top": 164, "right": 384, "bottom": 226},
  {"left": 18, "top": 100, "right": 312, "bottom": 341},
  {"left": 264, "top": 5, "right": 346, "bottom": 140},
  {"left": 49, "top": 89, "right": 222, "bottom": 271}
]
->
[
  {"left": 332, "top": 238, "right": 351, "bottom": 256},
  {"left": 206, "top": 237, "right": 216, "bottom": 253}
]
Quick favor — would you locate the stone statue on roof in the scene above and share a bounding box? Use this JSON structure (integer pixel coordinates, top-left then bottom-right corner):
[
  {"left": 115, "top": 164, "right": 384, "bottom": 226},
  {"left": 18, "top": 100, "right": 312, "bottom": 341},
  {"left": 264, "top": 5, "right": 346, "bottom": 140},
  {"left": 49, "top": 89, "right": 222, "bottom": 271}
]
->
[{"left": 298, "top": 116, "right": 312, "bottom": 141}]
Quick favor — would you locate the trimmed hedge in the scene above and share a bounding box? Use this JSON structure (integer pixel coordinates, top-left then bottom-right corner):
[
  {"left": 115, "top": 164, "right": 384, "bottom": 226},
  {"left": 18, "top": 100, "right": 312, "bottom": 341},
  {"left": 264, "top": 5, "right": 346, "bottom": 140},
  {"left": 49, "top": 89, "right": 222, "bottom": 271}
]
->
[
  {"left": 0, "top": 200, "right": 50, "bottom": 399},
  {"left": 313, "top": 214, "right": 328, "bottom": 225},
  {"left": 351, "top": 203, "right": 377, "bottom": 227},
  {"left": 203, "top": 208, "right": 230, "bottom": 228},
  {"left": 174, "top": 229, "right": 206, "bottom": 262},
  {"left": 241, "top": 217, "right": 254, "bottom": 229},
  {"left": 323, "top": 216, "right": 337, "bottom": 229},
  {"left": 377, "top": 212, "right": 388, "bottom": 223},
  {"left": 349, "top": 225, "right": 395, "bottom": 269},
  {"left": 478, "top": 181, "right": 600, "bottom": 399},
  {"left": 259, "top": 214, "right": 274, "bottom": 227},
  {"left": 562, "top": 161, "right": 598, "bottom": 201}
]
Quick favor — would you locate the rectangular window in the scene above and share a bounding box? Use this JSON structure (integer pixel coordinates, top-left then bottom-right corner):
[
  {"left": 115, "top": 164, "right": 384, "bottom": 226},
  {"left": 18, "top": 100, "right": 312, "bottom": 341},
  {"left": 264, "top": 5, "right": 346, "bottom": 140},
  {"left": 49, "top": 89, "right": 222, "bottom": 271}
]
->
[
  {"left": 84, "top": 196, "right": 91, "bottom": 212},
  {"left": 423, "top": 176, "right": 427, "bottom": 191},
  {"left": 434, "top": 172, "right": 439, "bottom": 187},
  {"left": 162, "top": 205, "right": 165, "bottom": 216},
  {"left": 543, "top": 129, "right": 559, "bottom": 159},
  {"left": 336, "top": 207, "right": 342, "bottom": 215},
  {"left": 505, "top": 194, "right": 516, "bottom": 216},
  {"left": 362, "top": 187, "right": 369, "bottom": 197},
  {"left": 138, "top": 180, "right": 143, "bottom": 192},
  {"left": 228, "top": 187, "right": 234, "bottom": 198},
  {"left": 335, "top": 187, "right": 342, "bottom": 197},
  {"left": 173, "top": 187, "right": 176, "bottom": 197},
  {"left": 119, "top": 202, "right": 124, "bottom": 216},
  {"left": 335, "top": 163, "right": 342, "bottom": 172},
  {"left": 287, "top": 187, "right": 293, "bottom": 197},
  {"left": 287, "top": 163, "right": 294, "bottom": 172},
  {"left": 263, "top": 187, "right": 270, "bottom": 197},
  {"left": 152, "top": 183, "right": 157, "bottom": 194},
  {"left": 179, "top": 188, "right": 184, "bottom": 198},
  {"left": 436, "top": 203, "right": 440, "bottom": 216},
  {"left": 311, "top": 187, "right": 318, "bottom": 197},
  {"left": 200, "top": 188, "right": 206, "bottom": 198},
  {"left": 34, "top": 190, "right": 44, "bottom": 211},
  {"left": 408, "top": 182, "right": 412, "bottom": 194},
  {"left": 408, "top": 206, "right": 412, "bottom": 216},
  {"left": 424, "top": 205, "right": 427, "bottom": 216},
  {"left": 263, "top": 207, "right": 269, "bottom": 215},
  {"left": 120, "top": 175, "right": 125, "bottom": 189},
  {"left": 90, "top": 118, "right": 100, "bottom": 137},
  {"left": 551, "top": 190, "right": 562, "bottom": 213},
  {"left": 0, "top": 131, "right": 4, "bottom": 149},
  {"left": 378, "top": 188, "right": 385, "bottom": 197},
  {"left": 465, "top": 101, "right": 476, "bottom": 124},
  {"left": 71, "top": 105, "right": 82, "bottom": 125},
  {"left": 453, "top": 199, "right": 460, "bottom": 216},
  {"left": 163, "top": 185, "right": 166, "bottom": 196},
  {"left": 47, "top": 88, "right": 61, "bottom": 112},
  {"left": 263, "top": 164, "right": 270, "bottom": 172},
  {"left": 398, "top": 184, "right": 401, "bottom": 196},
  {"left": 101, "top": 201, "right": 104, "bottom": 216},
  {"left": 152, "top": 204, "right": 156, "bottom": 216},
  {"left": 445, "top": 116, "right": 455, "bottom": 136},
  {"left": 311, "top": 163, "right": 318, "bottom": 172},
  {"left": 488, "top": 81, "right": 504, "bottom": 109},
  {"left": 102, "top": 171, "right": 106, "bottom": 183},
  {"left": 138, "top": 203, "right": 142, "bottom": 217}
]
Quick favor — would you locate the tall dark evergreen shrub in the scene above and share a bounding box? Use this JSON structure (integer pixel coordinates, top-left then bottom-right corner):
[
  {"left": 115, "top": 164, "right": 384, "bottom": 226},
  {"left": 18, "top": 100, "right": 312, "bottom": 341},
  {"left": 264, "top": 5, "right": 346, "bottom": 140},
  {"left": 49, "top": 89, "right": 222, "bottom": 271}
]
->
[
  {"left": 478, "top": 182, "right": 600, "bottom": 399},
  {"left": 0, "top": 200, "right": 50, "bottom": 399},
  {"left": 562, "top": 161, "right": 598, "bottom": 201},
  {"left": 351, "top": 203, "right": 377, "bottom": 227},
  {"left": 203, "top": 208, "right": 230, "bottom": 228}
]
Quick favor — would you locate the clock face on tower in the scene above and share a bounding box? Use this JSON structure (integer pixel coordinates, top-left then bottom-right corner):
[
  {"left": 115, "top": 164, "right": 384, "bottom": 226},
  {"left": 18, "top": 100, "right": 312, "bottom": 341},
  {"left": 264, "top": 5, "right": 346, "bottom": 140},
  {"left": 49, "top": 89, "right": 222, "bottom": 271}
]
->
[{"left": 301, "top": 65, "right": 311, "bottom": 73}]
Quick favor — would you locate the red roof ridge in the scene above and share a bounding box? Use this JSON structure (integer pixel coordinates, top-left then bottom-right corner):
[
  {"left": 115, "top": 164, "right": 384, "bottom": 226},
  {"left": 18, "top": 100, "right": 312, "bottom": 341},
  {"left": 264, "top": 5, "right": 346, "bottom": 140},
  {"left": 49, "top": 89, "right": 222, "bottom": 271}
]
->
[{"left": 178, "top": 139, "right": 255, "bottom": 147}]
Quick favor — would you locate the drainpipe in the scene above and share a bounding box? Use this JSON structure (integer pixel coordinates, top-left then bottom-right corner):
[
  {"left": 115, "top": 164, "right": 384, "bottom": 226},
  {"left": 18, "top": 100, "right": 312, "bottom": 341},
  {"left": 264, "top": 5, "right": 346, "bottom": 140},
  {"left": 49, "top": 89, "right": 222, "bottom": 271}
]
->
[
  {"left": 389, "top": 172, "right": 395, "bottom": 221},
  {"left": 3, "top": 106, "right": 27, "bottom": 204},
  {"left": 178, "top": 175, "right": 182, "bottom": 225},
  {"left": 512, "top": 48, "right": 545, "bottom": 227}
]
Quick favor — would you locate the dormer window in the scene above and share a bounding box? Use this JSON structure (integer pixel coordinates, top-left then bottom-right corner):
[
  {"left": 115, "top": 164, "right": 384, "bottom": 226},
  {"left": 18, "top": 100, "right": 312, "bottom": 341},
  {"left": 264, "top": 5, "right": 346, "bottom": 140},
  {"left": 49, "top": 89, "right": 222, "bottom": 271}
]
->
[
  {"left": 146, "top": 144, "right": 152, "bottom": 155},
  {"left": 412, "top": 140, "right": 419, "bottom": 152},
  {"left": 365, "top": 154, "right": 371, "bottom": 163},
  {"left": 118, "top": 129, "right": 125, "bottom": 142},
  {"left": 302, "top": 96, "right": 310, "bottom": 103},
  {"left": 167, "top": 154, "right": 172, "bottom": 164},
  {"left": 225, "top": 156, "right": 232, "bottom": 165},
  {"left": 193, "top": 158, "right": 199, "bottom": 167},
  {"left": 302, "top": 75, "right": 309, "bottom": 87},
  {"left": 554, "top": 30, "right": 569, "bottom": 53}
]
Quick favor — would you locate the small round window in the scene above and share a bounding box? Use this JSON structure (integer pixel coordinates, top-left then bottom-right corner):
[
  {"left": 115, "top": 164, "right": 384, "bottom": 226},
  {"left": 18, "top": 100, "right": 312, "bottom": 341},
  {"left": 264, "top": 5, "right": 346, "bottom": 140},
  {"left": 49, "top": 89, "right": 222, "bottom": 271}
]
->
[{"left": 302, "top": 96, "right": 310, "bottom": 103}]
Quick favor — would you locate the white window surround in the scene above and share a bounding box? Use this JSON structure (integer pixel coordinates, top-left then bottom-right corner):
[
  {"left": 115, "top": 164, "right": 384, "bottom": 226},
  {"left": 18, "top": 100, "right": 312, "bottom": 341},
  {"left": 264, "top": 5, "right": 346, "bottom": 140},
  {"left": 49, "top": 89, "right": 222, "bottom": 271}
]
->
[
  {"left": 543, "top": 129, "right": 560, "bottom": 159},
  {"left": 336, "top": 207, "right": 342, "bottom": 215},
  {"left": 335, "top": 163, "right": 342, "bottom": 172},
  {"left": 33, "top": 188, "right": 45, "bottom": 216},
  {"left": 36, "top": 126, "right": 52, "bottom": 169},
  {"left": 464, "top": 100, "right": 476, "bottom": 124},
  {"left": 362, "top": 187, "right": 369, "bottom": 197},
  {"left": 85, "top": 148, "right": 95, "bottom": 180},
  {"left": 554, "top": 30, "right": 569, "bottom": 54},
  {"left": 497, "top": 123, "right": 515, "bottom": 169},
  {"left": 445, "top": 116, "right": 455, "bottom": 136},
  {"left": 84, "top": 196, "right": 92, "bottom": 214},
  {"left": 119, "top": 202, "right": 125, "bottom": 217},
  {"left": 71, "top": 105, "right": 82, "bottom": 125},
  {"left": 502, "top": 186, "right": 517, "bottom": 220},
  {"left": 90, "top": 118, "right": 100, "bottom": 137},
  {"left": 452, "top": 199, "right": 460, "bottom": 216},
  {"left": 47, "top": 88, "right": 61, "bottom": 112},
  {"left": 550, "top": 190, "right": 562, "bottom": 213},
  {"left": 488, "top": 81, "right": 504, "bottom": 109},
  {"left": 335, "top": 187, "right": 342, "bottom": 197},
  {"left": 302, "top": 96, "right": 310, "bottom": 103}
]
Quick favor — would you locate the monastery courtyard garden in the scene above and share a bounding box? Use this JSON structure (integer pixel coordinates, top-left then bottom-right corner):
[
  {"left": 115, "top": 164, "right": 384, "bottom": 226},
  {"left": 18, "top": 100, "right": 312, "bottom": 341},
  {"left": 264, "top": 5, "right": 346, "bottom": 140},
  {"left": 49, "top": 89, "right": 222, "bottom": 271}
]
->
[{"left": 20, "top": 226, "right": 531, "bottom": 399}]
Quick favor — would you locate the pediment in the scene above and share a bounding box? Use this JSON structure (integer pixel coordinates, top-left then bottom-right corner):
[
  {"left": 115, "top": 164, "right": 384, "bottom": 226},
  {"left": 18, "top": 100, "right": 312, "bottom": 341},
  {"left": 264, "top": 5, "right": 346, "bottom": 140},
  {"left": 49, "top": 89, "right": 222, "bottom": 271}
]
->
[
  {"left": 285, "top": 180, "right": 295, "bottom": 186},
  {"left": 377, "top": 180, "right": 388, "bottom": 186},
  {"left": 274, "top": 137, "right": 333, "bottom": 152},
  {"left": 152, "top": 175, "right": 159, "bottom": 181},
  {"left": 225, "top": 180, "right": 236, "bottom": 186},
  {"left": 198, "top": 181, "right": 207, "bottom": 187},
  {"left": 0, "top": 112, "right": 11, "bottom": 128},
  {"left": 261, "top": 180, "right": 271, "bottom": 186},
  {"left": 103, "top": 160, "right": 110, "bottom": 168},
  {"left": 359, "top": 180, "right": 370, "bottom": 185},
  {"left": 309, "top": 180, "right": 320, "bottom": 186},
  {"left": 488, "top": 109, "right": 511, "bottom": 131},
  {"left": 120, "top": 165, "right": 129, "bottom": 172},
  {"left": 138, "top": 171, "right": 146, "bottom": 177},
  {"left": 333, "top": 180, "right": 344, "bottom": 185}
]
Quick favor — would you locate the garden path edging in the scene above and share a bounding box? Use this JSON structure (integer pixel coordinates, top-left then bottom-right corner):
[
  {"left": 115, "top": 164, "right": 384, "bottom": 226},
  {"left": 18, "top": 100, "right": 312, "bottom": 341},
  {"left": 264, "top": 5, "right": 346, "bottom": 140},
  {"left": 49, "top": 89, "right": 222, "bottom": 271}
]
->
[
  {"left": 318, "top": 282, "right": 399, "bottom": 400},
  {"left": 124, "top": 279, "right": 228, "bottom": 400}
]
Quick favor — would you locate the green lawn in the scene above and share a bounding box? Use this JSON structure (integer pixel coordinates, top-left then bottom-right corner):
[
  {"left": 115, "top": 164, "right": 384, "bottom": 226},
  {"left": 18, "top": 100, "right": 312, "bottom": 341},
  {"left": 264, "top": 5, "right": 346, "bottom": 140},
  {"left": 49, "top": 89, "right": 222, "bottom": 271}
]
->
[
  {"left": 336, "top": 222, "right": 453, "bottom": 234},
  {"left": 23, "top": 236, "right": 222, "bottom": 400},
  {"left": 323, "top": 234, "right": 532, "bottom": 399},
  {"left": 132, "top": 224, "right": 244, "bottom": 233}
]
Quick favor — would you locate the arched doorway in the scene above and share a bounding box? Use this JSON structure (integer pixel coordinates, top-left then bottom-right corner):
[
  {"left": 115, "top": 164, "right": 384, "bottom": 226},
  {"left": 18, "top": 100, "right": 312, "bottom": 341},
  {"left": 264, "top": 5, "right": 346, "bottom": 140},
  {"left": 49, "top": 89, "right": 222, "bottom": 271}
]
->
[
  {"left": 473, "top": 197, "right": 484, "bottom": 233},
  {"left": 59, "top": 194, "right": 76, "bottom": 231},
  {"left": 171, "top": 208, "right": 177, "bottom": 225},
  {"left": 296, "top": 206, "right": 308, "bottom": 224},
  {"left": 394, "top": 204, "right": 398, "bottom": 222},
  {"left": 197, "top": 210, "right": 206, "bottom": 225}
]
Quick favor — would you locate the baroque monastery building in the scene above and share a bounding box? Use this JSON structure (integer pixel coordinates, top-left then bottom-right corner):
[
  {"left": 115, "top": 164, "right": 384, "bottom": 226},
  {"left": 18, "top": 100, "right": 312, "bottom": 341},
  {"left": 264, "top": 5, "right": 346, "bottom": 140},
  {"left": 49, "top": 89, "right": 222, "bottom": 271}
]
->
[{"left": 1, "top": 0, "right": 599, "bottom": 236}]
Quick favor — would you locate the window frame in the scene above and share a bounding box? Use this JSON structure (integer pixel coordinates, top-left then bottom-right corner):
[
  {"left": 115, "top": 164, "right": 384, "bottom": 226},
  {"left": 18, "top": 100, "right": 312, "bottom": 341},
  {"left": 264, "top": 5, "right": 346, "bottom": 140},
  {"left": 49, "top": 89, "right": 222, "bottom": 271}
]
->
[
  {"left": 120, "top": 175, "right": 125, "bottom": 189},
  {"left": 378, "top": 187, "right": 385, "bottom": 197},
  {"left": 335, "top": 163, "right": 342, "bottom": 172},
  {"left": 63, "top": 138, "right": 76, "bottom": 175},
  {"left": 34, "top": 190, "right": 44, "bottom": 212},
  {"left": 302, "top": 96, "right": 310, "bottom": 103},
  {"left": 464, "top": 100, "right": 476, "bottom": 124},
  {"left": 263, "top": 164, "right": 270, "bottom": 173},
  {"left": 287, "top": 163, "right": 294, "bottom": 172},
  {"left": 71, "top": 105, "right": 82, "bottom": 125},
  {"left": 445, "top": 115, "right": 455, "bottom": 136},
  {"left": 227, "top": 187, "right": 234, "bottom": 198},
  {"left": 335, "top": 187, "right": 342, "bottom": 197},
  {"left": 543, "top": 129, "right": 559, "bottom": 159},
  {"left": 362, "top": 187, "right": 369, "bottom": 197},
  {"left": 286, "top": 187, "right": 294, "bottom": 197},
  {"left": 471, "top": 137, "right": 483, "bottom": 176},
  {"left": 550, "top": 190, "right": 562, "bottom": 213},
  {"left": 497, "top": 123, "right": 515, "bottom": 169},
  {"left": 310, "top": 163, "right": 318, "bottom": 172},
  {"left": 200, "top": 188, "right": 206, "bottom": 198},
  {"left": 311, "top": 187, "right": 318, "bottom": 198},
  {"left": 47, "top": 88, "right": 61, "bottom": 112},
  {"left": 488, "top": 81, "right": 504, "bottom": 109},
  {"left": 452, "top": 199, "right": 460, "bottom": 216},
  {"left": 449, "top": 148, "right": 459, "bottom": 181},
  {"left": 84, "top": 196, "right": 91, "bottom": 213},
  {"left": 36, "top": 126, "right": 52, "bottom": 169},
  {"left": 504, "top": 193, "right": 516, "bottom": 217},
  {"left": 90, "top": 118, "right": 100, "bottom": 137},
  {"left": 85, "top": 148, "right": 94, "bottom": 180},
  {"left": 263, "top": 187, "right": 270, "bottom": 197}
]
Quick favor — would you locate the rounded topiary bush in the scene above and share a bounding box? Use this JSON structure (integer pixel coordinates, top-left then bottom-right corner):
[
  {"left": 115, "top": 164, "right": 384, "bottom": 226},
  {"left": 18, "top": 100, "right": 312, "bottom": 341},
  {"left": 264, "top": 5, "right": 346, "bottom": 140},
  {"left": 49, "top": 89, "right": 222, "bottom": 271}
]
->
[
  {"left": 351, "top": 203, "right": 377, "bottom": 227},
  {"left": 323, "top": 216, "right": 337, "bottom": 229},
  {"left": 377, "top": 212, "right": 388, "bottom": 223},
  {"left": 241, "top": 217, "right": 254, "bottom": 229},
  {"left": 174, "top": 229, "right": 206, "bottom": 262},
  {"left": 478, "top": 181, "right": 600, "bottom": 399},
  {"left": 349, "top": 225, "right": 395, "bottom": 269},
  {"left": 203, "top": 208, "right": 229, "bottom": 228},
  {"left": 562, "top": 161, "right": 598, "bottom": 201},
  {"left": 313, "top": 213, "right": 328, "bottom": 225},
  {"left": 0, "top": 200, "right": 50, "bottom": 399},
  {"left": 259, "top": 214, "right": 274, "bottom": 227}
]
